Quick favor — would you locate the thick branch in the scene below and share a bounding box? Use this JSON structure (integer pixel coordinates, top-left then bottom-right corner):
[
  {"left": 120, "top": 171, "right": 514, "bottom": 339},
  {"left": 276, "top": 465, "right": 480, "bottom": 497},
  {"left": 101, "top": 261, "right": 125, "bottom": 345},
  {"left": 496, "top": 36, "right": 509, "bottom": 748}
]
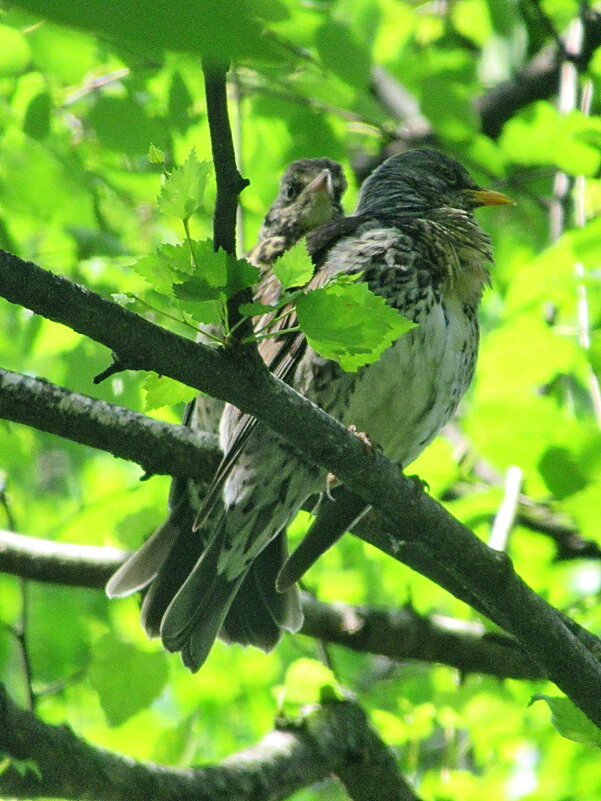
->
[
  {"left": 0, "top": 253, "right": 600, "bottom": 723},
  {"left": 301, "top": 595, "right": 542, "bottom": 680},
  {"left": 0, "top": 531, "right": 546, "bottom": 680},
  {"left": 0, "top": 368, "right": 220, "bottom": 480},
  {"left": 0, "top": 688, "right": 417, "bottom": 801}
]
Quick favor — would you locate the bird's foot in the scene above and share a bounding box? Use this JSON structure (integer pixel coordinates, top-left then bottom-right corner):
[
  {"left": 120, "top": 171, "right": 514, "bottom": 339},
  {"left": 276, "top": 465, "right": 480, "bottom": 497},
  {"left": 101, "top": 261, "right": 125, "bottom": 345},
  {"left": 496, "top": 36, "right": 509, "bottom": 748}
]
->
[
  {"left": 325, "top": 425, "right": 379, "bottom": 498},
  {"left": 406, "top": 473, "right": 430, "bottom": 498}
]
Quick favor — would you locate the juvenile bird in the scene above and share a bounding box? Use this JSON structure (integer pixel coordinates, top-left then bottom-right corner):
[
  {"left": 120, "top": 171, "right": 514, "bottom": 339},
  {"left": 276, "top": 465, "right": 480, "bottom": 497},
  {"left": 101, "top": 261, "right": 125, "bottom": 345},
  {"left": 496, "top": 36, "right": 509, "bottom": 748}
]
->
[
  {"left": 107, "top": 158, "right": 347, "bottom": 647},
  {"left": 111, "top": 149, "right": 511, "bottom": 671}
]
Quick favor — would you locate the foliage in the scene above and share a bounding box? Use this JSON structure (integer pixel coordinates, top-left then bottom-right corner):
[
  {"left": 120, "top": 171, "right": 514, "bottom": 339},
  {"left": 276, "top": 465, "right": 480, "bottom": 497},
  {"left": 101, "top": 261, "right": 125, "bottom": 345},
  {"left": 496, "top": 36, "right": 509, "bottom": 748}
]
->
[{"left": 0, "top": 0, "right": 600, "bottom": 799}]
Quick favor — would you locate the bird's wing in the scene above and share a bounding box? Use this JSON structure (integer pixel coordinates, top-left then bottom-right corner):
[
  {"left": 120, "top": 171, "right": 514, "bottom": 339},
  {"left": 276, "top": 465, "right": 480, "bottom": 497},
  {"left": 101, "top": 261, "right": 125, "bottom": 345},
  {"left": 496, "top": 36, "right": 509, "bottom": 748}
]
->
[{"left": 193, "top": 216, "right": 370, "bottom": 530}]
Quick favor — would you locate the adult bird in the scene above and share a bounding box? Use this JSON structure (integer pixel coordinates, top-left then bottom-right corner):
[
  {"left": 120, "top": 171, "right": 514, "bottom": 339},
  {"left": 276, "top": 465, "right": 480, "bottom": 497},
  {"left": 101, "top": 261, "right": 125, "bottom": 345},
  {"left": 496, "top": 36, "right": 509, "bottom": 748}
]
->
[
  {"left": 111, "top": 149, "right": 511, "bottom": 671},
  {"left": 107, "top": 157, "right": 347, "bottom": 647}
]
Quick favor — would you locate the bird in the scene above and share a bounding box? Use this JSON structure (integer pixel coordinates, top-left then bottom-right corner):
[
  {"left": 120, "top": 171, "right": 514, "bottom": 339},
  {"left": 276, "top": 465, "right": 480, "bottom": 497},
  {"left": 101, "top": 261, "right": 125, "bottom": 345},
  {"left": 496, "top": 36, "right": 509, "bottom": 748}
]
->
[
  {"left": 106, "top": 157, "right": 347, "bottom": 649},
  {"left": 110, "top": 149, "right": 511, "bottom": 672}
]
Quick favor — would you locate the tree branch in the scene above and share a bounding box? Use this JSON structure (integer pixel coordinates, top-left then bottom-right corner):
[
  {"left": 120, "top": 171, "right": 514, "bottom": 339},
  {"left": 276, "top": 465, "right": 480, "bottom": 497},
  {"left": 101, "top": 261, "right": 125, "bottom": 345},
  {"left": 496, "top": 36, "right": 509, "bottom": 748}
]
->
[
  {"left": 0, "top": 253, "right": 600, "bottom": 723},
  {"left": 0, "top": 687, "right": 418, "bottom": 801},
  {"left": 202, "top": 59, "right": 252, "bottom": 337},
  {"left": 300, "top": 595, "right": 543, "bottom": 680},
  {"left": 0, "top": 368, "right": 220, "bottom": 480}
]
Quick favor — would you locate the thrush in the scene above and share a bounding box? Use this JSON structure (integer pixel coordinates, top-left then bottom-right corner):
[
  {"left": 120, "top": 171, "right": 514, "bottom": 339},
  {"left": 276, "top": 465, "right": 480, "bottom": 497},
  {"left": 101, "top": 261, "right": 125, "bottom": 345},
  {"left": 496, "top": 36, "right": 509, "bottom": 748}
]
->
[
  {"left": 107, "top": 158, "right": 347, "bottom": 646},
  {"left": 110, "top": 149, "right": 511, "bottom": 671}
]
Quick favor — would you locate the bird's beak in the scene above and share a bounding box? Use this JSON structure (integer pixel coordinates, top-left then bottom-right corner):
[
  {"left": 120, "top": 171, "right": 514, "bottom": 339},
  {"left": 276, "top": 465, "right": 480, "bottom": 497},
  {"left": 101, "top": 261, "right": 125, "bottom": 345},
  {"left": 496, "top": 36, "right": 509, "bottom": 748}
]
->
[
  {"left": 306, "top": 169, "right": 335, "bottom": 200},
  {"left": 465, "top": 188, "right": 514, "bottom": 207}
]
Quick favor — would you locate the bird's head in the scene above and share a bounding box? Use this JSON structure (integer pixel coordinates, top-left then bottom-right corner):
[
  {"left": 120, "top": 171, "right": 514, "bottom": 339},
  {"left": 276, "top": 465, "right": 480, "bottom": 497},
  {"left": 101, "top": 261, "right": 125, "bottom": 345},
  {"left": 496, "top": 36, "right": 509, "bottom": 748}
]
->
[
  {"left": 356, "top": 149, "right": 512, "bottom": 217},
  {"left": 259, "top": 158, "right": 347, "bottom": 242}
]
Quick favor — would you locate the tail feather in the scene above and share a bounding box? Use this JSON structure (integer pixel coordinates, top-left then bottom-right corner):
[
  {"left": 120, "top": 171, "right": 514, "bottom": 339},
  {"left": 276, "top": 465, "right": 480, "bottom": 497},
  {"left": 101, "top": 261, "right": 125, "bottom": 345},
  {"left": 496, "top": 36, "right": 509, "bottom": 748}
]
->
[
  {"left": 221, "top": 533, "right": 303, "bottom": 651},
  {"left": 106, "top": 499, "right": 191, "bottom": 598},
  {"left": 179, "top": 572, "right": 246, "bottom": 671},
  {"left": 277, "top": 488, "right": 369, "bottom": 591},
  {"left": 140, "top": 501, "right": 204, "bottom": 637},
  {"left": 159, "top": 520, "right": 249, "bottom": 670}
]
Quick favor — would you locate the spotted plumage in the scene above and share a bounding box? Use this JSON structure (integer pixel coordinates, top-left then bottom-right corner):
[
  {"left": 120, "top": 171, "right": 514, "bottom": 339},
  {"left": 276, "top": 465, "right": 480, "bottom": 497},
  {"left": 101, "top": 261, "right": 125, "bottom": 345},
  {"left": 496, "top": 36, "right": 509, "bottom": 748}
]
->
[
  {"left": 107, "top": 157, "right": 347, "bottom": 653},
  {"left": 109, "top": 149, "right": 511, "bottom": 671}
]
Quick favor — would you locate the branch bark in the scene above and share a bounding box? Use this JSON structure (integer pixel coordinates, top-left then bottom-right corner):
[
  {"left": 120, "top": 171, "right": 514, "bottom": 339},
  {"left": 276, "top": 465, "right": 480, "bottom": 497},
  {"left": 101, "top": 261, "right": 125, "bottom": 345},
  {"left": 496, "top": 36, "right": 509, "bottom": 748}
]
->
[
  {"left": 0, "top": 254, "right": 600, "bottom": 724},
  {"left": 202, "top": 59, "right": 252, "bottom": 337},
  {"left": 0, "top": 368, "right": 220, "bottom": 480},
  {"left": 0, "top": 688, "right": 418, "bottom": 801}
]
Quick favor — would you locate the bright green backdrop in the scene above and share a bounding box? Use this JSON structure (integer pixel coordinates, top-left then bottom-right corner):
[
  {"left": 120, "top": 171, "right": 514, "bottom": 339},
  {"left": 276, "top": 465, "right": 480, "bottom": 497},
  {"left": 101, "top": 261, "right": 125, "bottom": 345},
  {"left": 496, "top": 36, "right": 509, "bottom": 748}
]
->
[{"left": 0, "top": 1, "right": 600, "bottom": 799}]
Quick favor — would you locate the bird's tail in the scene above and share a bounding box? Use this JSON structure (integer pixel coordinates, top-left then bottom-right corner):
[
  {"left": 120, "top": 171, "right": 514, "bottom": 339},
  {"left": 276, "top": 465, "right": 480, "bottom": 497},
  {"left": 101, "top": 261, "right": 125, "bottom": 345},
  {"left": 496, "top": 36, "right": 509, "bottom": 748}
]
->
[
  {"left": 106, "top": 492, "right": 303, "bottom": 671},
  {"left": 158, "top": 521, "right": 302, "bottom": 671}
]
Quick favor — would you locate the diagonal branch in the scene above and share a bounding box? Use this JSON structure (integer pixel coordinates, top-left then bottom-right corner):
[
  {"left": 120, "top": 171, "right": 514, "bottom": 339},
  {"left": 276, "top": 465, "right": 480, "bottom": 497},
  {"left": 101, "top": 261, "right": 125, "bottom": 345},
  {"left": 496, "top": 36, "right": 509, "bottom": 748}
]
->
[
  {"left": 0, "top": 687, "right": 418, "bottom": 801},
  {"left": 0, "top": 253, "right": 600, "bottom": 723}
]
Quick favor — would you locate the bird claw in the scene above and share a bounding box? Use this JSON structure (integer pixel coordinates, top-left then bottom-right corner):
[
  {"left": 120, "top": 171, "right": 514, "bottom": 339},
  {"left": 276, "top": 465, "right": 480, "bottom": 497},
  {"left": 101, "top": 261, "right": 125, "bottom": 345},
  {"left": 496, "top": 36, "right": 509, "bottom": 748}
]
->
[
  {"left": 407, "top": 474, "right": 430, "bottom": 496},
  {"left": 325, "top": 425, "right": 378, "bottom": 496},
  {"left": 348, "top": 424, "right": 378, "bottom": 453}
]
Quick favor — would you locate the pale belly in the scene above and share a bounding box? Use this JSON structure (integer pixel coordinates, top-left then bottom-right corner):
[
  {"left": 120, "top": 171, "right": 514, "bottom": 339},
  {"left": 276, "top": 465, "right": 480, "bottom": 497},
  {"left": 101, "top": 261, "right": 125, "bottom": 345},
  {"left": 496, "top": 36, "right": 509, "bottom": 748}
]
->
[{"left": 337, "top": 297, "right": 477, "bottom": 467}]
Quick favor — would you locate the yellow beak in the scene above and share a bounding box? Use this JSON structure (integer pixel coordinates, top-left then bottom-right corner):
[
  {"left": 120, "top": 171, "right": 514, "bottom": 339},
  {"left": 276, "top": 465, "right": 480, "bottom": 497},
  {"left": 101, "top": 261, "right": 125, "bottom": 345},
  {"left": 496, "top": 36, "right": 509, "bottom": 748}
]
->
[{"left": 466, "top": 188, "right": 514, "bottom": 207}]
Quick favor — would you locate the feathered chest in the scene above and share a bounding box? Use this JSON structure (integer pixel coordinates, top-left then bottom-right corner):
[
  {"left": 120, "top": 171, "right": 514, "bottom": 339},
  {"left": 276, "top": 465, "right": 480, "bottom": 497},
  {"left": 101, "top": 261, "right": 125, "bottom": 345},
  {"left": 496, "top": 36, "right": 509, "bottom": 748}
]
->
[{"left": 299, "top": 218, "right": 489, "bottom": 466}]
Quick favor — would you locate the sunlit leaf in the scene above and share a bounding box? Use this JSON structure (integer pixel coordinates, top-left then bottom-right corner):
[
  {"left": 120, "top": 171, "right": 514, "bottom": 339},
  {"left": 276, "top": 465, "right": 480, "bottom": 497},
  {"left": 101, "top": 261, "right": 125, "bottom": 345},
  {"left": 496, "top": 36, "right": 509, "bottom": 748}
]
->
[
  {"left": 159, "top": 149, "right": 211, "bottom": 220},
  {"left": 532, "top": 695, "right": 601, "bottom": 747},
  {"left": 296, "top": 282, "right": 416, "bottom": 371},
  {"left": 281, "top": 658, "right": 339, "bottom": 707},
  {"left": 89, "top": 635, "right": 169, "bottom": 727},
  {"left": 143, "top": 374, "right": 197, "bottom": 410},
  {"left": 273, "top": 241, "right": 314, "bottom": 290}
]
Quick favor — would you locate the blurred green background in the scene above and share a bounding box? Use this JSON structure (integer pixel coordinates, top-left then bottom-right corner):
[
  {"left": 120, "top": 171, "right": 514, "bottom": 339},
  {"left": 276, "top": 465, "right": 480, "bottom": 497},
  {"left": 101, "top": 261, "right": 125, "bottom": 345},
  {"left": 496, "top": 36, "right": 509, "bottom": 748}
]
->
[{"left": 0, "top": 0, "right": 600, "bottom": 798}]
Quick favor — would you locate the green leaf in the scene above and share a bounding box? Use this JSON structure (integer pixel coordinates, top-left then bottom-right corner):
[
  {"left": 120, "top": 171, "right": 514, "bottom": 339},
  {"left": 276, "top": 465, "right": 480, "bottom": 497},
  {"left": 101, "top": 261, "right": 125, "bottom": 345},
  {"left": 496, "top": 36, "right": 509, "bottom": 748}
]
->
[
  {"left": 10, "top": 0, "right": 289, "bottom": 64},
  {"left": 0, "top": 25, "right": 31, "bottom": 75},
  {"left": 226, "top": 256, "right": 260, "bottom": 295},
  {"left": 148, "top": 143, "right": 165, "bottom": 164},
  {"left": 538, "top": 446, "right": 588, "bottom": 500},
  {"left": 143, "top": 374, "right": 197, "bottom": 410},
  {"left": 159, "top": 149, "right": 211, "bottom": 220},
  {"left": 273, "top": 241, "right": 314, "bottom": 290},
  {"left": 315, "top": 18, "right": 371, "bottom": 89},
  {"left": 296, "top": 282, "right": 416, "bottom": 372},
  {"left": 173, "top": 248, "right": 257, "bottom": 307},
  {"left": 128, "top": 251, "right": 179, "bottom": 295},
  {"left": 238, "top": 300, "right": 278, "bottom": 316},
  {"left": 532, "top": 695, "right": 601, "bottom": 747},
  {"left": 421, "top": 75, "right": 480, "bottom": 141},
  {"left": 130, "top": 240, "right": 224, "bottom": 296},
  {"left": 89, "top": 635, "right": 169, "bottom": 727},
  {"left": 23, "top": 91, "right": 52, "bottom": 139},
  {"left": 500, "top": 102, "right": 601, "bottom": 176},
  {"left": 87, "top": 95, "right": 163, "bottom": 156}
]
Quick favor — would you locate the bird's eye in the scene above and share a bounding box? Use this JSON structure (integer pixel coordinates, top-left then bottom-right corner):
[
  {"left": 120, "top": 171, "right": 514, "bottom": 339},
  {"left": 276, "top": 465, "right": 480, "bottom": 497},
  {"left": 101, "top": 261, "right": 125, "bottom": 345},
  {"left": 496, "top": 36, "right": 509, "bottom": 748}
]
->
[
  {"left": 283, "top": 182, "right": 301, "bottom": 202},
  {"left": 437, "top": 164, "right": 459, "bottom": 185}
]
